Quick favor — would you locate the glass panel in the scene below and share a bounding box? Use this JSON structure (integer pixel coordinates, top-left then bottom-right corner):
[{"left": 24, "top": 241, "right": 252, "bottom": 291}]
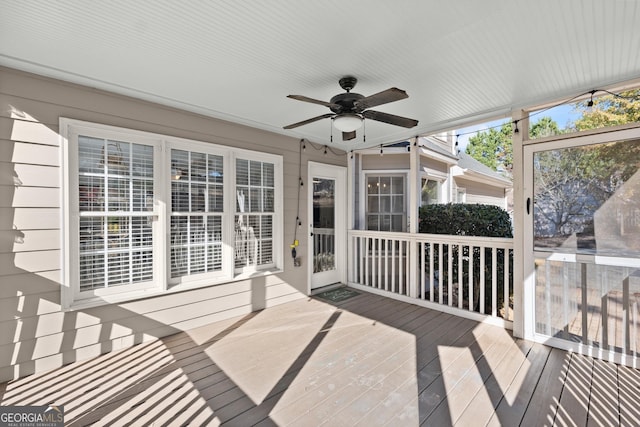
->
[
  {"left": 190, "top": 152, "right": 206, "bottom": 181},
  {"left": 235, "top": 159, "right": 275, "bottom": 269},
  {"left": 392, "top": 176, "right": 404, "bottom": 194},
  {"left": 313, "top": 178, "right": 336, "bottom": 273},
  {"left": 368, "top": 196, "right": 379, "bottom": 213},
  {"left": 533, "top": 137, "right": 640, "bottom": 357},
  {"left": 380, "top": 195, "right": 391, "bottom": 213},
  {"left": 78, "top": 138, "right": 154, "bottom": 290},
  {"left": 367, "top": 176, "right": 379, "bottom": 195},
  {"left": 534, "top": 138, "right": 640, "bottom": 256},
  {"left": 380, "top": 177, "right": 391, "bottom": 194},
  {"left": 367, "top": 215, "right": 379, "bottom": 231},
  {"left": 422, "top": 179, "right": 439, "bottom": 205},
  {"left": 191, "top": 183, "right": 206, "bottom": 212},
  {"left": 392, "top": 195, "right": 404, "bottom": 213}
]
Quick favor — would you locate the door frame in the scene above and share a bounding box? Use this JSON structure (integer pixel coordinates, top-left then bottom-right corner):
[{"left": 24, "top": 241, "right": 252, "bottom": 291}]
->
[
  {"left": 308, "top": 161, "right": 347, "bottom": 292},
  {"left": 522, "top": 125, "right": 640, "bottom": 364}
]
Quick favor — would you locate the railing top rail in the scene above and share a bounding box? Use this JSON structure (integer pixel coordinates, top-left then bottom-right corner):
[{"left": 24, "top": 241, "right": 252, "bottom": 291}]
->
[{"left": 348, "top": 229, "right": 514, "bottom": 247}]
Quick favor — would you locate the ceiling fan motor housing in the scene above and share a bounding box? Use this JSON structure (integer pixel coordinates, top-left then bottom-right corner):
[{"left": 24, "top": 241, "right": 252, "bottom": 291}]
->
[{"left": 329, "top": 92, "right": 365, "bottom": 114}]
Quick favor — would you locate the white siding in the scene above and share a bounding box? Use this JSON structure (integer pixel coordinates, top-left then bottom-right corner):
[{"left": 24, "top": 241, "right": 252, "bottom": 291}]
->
[
  {"left": 455, "top": 177, "right": 507, "bottom": 208},
  {"left": 0, "top": 66, "right": 346, "bottom": 382}
]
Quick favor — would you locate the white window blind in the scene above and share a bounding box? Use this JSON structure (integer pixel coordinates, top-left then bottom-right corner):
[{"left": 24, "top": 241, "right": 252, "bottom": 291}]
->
[
  {"left": 235, "top": 159, "right": 275, "bottom": 269},
  {"left": 170, "top": 149, "right": 224, "bottom": 278},
  {"left": 64, "top": 119, "right": 283, "bottom": 307},
  {"left": 78, "top": 137, "right": 155, "bottom": 291}
]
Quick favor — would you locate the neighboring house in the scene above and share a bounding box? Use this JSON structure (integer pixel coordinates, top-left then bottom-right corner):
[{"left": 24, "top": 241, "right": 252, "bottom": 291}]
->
[{"left": 354, "top": 133, "right": 513, "bottom": 232}]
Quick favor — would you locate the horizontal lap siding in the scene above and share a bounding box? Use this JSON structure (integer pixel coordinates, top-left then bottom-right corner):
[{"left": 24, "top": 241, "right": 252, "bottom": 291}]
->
[{"left": 0, "top": 66, "right": 346, "bottom": 382}]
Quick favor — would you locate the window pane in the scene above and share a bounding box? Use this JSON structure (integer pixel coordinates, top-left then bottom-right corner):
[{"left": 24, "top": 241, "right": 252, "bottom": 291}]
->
[
  {"left": 208, "top": 155, "right": 224, "bottom": 184},
  {"left": 191, "top": 183, "right": 206, "bottom": 212},
  {"left": 105, "top": 141, "right": 129, "bottom": 175},
  {"left": 380, "top": 177, "right": 391, "bottom": 194},
  {"left": 263, "top": 188, "right": 274, "bottom": 212},
  {"left": 131, "top": 144, "right": 153, "bottom": 177},
  {"left": 380, "top": 195, "right": 391, "bottom": 213},
  {"left": 208, "top": 185, "right": 224, "bottom": 212},
  {"left": 263, "top": 163, "right": 274, "bottom": 187},
  {"left": 367, "top": 177, "right": 379, "bottom": 195},
  {"left": 172, "top": 149, "right": 189, "bottom": 181},
  {"left": 368, "top": 196, "right": 379, "bottom": 213},
  {"left": 392, "top": 195, "right": 404, "bottom": 213},
  {"left": 392, "top": 215, "right": 403, "bottom": 231},
  {"left": 190, "top": 152, "right": 206, "bottom": 181},
  {"left": 250, "top": 161, "right": 262, "bottom": 186},
  {"left": 78, "top": 137, "right": 155, "bottom": 292},
  {"left": 172, "top": 181, "right": 189, "bottom": 212},
  {"left": 236, "top": 159, "right": 249, "bottom": 185},
  {"left": 392, "top": 176, "right": 403, "bottom": 194},
  {"left": 367, "top": 215, "right": 379, "bottom": 231},
  {"left": 78, "top": 136, "right": 105, "bottom": 174}
]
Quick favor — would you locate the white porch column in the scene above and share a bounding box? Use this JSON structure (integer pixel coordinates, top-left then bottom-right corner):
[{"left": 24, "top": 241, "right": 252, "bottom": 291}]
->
[
  {"left": 512, "top": 109, "right": 528, "bottom": 339},
  {"left": 347, "top": 151, "right": 354, "bottom": 284},
  {"left": 408, "top": 137, "right": 420, "bottom": 298}
]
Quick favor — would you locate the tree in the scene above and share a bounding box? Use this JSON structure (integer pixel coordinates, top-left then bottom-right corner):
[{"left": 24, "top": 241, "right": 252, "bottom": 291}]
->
[
  {"left": 465, "top": 122, "right": 513, "bottom": 174},
  {"left": 573, "top": 89, "right": 640, "bottom": 131},
  {"left": 530, "top": 116, "right": 563, "bottom": 139}
]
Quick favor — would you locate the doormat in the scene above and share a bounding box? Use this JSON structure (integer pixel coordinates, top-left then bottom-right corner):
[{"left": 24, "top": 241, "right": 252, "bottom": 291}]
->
[{"left": 315, "top": 287, "right": 360, "bottom": 303}]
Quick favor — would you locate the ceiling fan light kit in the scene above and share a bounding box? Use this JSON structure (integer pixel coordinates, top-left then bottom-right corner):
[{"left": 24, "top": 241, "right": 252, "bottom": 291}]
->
[
  {"left": 333, "top": 114, "right": 363, "bottom": 132},
  {"left": 284, "top": 76, "right": 418, "bottom": 141}
]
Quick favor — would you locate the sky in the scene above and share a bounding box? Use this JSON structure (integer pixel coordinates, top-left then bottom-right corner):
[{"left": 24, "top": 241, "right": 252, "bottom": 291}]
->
[{"left": 455, "top": 103, "right": 582, "bottom": 151}]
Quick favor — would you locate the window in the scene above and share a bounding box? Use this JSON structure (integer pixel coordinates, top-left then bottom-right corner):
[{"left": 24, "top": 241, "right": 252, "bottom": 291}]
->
[
  {"left": 421, "top": 178, "right": 441, "bottom": 205},
  {"left": 63, "top": 119, "right": 282, "bottom": 307},
  {"left": 366, "top": 174, "right": 405, "bottom": 231},
  {"left": 170, "top": 149, "right": 224, "bottom": 280},
  {"left": 234, "top": 158, "right": 275, "bottom": 270},
  {"left": 77, "top": 136, "right": 156, "bottom": 294},
  {"left": 456, "top": 187, "right": 467, "bottom": 203}
]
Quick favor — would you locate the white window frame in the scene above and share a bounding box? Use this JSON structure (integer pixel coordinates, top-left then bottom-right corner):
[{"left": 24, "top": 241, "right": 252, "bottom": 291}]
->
[
  {"left": 361, "top": 170, "right": 408, "bottom": 232},
  {"left": 61, "top": 118, "right": 283, "bottom": 309}
]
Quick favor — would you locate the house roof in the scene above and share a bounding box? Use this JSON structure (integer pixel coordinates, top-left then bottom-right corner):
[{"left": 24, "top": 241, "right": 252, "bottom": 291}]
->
[
  {"left": 1, "top": 1, "right": 638, "bottom": 150},
  {"left": 454, "top": 152, "right": 513, "bottom": 188}
]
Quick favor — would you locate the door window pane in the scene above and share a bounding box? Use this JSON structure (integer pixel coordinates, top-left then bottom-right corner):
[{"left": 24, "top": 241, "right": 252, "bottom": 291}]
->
[{"left": 313, "top": 178, "right": 336, "bottom": 273}]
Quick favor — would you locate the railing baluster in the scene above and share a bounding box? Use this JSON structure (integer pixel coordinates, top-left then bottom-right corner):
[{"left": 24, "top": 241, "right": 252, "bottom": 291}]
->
[
  {"left": 504, "top": 248, "right": 510, "bottom": 321},
  {"left": 469, "top": 245, "right": 474, "bottom": 312},
  {"left": 480, "top": 246, "right": 485, "bottom": 315},
  {"left": 399, "top": 240, "right": 404, "bottom": 295},
  {"left": 458, "top": 243, "right": 463, "bottom": 309},
  {"left": 429, "top": 243, "right": 434, "bottom": 302},
  {"left": 447, "top": 243, "right": 453, "bottom": 307},
  {"left": 438, "top": 243, "right": 443, "bottom": 305},
  {"left": 492, "top": 246, "right": 497, "bottom": 318}
]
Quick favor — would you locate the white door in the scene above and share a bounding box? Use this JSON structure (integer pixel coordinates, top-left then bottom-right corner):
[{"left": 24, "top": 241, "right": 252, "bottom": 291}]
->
[
  {"left": 308, "top": 162, "right": 347, "bottom": 290},
  {"left": 523, "top": 126, "right": 640, "bottom": 364}
]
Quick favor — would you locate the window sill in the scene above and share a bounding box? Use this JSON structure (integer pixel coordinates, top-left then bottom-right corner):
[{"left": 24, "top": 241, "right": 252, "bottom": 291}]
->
[{"left": 65, "top": 267, "right": 283, "bottom": 311}]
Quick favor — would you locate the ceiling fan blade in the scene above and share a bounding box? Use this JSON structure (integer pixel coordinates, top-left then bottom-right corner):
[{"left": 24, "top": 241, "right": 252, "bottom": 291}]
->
[
  {"left": 287, "top": 95, "right": 340, "bottom": 109},
  {"left": 363, "top": 110, "right": 419, "bottom": 128},
  {"left": 354, "top": 87, "right": 408, "bottom": 110},
  {"left": 283, "top": 113, "right": 334, "bottom": 129},
  {"left": 342, "top": 131, "right": 356, "bottom": 141}
]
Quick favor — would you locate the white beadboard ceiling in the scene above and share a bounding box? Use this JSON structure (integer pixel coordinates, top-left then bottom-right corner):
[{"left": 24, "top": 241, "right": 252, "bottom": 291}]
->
[{"left": 1, "top": 0, "right": 639, "bottom": 150}]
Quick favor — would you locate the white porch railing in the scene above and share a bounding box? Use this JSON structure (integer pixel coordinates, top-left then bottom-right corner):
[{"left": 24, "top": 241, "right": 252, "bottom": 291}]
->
[{"left": 348, "top": 230, "right": 514, "bottom": 328}]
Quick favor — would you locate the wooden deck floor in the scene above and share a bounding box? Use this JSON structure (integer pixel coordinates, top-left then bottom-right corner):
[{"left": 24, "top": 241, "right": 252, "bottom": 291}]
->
[{"left": 1, "top": 290, "right": 639, "bottom": 426}]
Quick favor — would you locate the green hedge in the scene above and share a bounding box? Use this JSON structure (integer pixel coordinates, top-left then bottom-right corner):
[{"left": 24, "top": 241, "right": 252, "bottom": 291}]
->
[
  {"left": 419, "top": 203, "right": 512, "bottom": 238},
  {"left": 418, "top": 203, "right": 513, "bottom": 315}
]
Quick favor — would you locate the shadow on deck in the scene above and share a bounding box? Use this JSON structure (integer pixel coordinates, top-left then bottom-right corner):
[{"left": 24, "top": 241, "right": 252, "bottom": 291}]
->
[{"left": 1, "top": 290, "right": 639, "bottom": 426}]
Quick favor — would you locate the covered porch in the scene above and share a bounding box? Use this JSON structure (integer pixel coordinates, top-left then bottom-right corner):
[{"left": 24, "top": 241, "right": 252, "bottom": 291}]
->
[{"left": 2, "top": 290, "right": 638, "bottom": 426}]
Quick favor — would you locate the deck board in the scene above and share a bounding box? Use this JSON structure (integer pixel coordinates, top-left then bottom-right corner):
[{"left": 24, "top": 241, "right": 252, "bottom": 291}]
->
[{"left": 1, "top": 289, "right": 639, "bottom": 426}]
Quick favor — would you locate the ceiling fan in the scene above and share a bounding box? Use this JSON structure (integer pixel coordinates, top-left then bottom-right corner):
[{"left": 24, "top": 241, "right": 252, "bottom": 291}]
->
[{"left": 283, "top": 76, "right": 419, "bottom": 141}]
